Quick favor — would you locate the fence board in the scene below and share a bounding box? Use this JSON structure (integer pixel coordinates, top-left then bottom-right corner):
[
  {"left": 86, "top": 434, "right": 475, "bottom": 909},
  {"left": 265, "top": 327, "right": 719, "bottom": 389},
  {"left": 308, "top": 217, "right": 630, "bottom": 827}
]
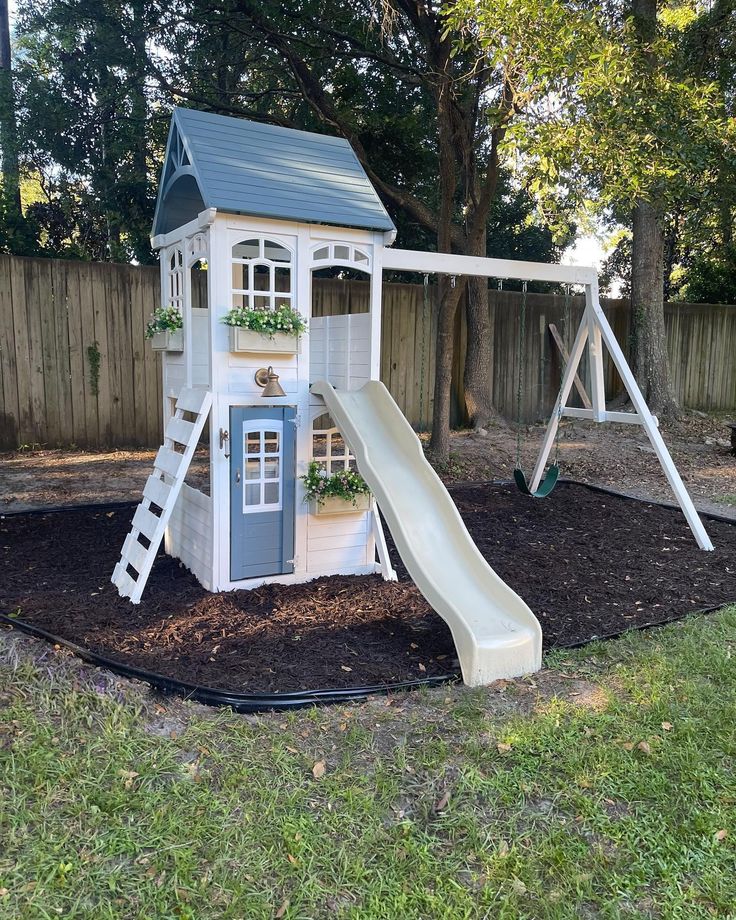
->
[
  {"left": 0, "top": 256, "right": 18, "bottom": 448},
  {"left": 1, "top": 255, "right": 734, "bottom": 449}
]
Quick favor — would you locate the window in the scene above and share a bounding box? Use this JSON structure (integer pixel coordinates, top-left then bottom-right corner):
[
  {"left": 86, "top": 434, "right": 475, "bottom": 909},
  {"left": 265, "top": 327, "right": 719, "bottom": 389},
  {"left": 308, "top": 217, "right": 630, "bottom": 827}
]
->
[
  {"left": 231, "top": 237, "right": 293, "bottom": 311},
  {"left": 167, "top": 247, "right": 184, "bottom": 310},
  {"left": 310, "top": 242, "right": 371, "bottom": 272},
  {"left": 242, "top": 421, "right": 283, "bottom": 512},
  {"left": 311, "top": 414, "right": 356, "bottom": 473}
]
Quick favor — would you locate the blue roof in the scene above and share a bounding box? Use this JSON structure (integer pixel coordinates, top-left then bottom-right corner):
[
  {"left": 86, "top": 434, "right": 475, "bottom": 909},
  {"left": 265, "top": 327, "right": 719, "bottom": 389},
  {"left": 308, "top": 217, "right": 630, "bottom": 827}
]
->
[{"left": 152, "top": 108, "right": 396, "bottom": 237}]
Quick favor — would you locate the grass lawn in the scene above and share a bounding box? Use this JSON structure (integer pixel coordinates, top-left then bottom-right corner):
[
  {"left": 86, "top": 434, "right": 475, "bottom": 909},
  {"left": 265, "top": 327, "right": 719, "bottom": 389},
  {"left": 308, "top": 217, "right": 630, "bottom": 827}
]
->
[{"left": 1, "top": 610, "right": 735, "bottom": 919}]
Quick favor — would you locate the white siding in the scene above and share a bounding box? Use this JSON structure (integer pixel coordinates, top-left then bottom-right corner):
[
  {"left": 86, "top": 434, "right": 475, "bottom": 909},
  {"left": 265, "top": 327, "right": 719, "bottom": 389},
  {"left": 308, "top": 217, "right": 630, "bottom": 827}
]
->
[
  {"left": 226, "top": 353, "right": 299, "bottom": 396},
  {"left": 166, "top": 483, "right": 214, "bottom": 589},
  {"left": 310, "top": 313, "right": 371, "bottom": 390},
  {"left": 306, "top": 509, "right": 373, "bottom": 575},
  {"left": 191, "top": 308, "right": 210, "bottom": 387},
  {"left": 163, "top": 350, "right": 186, "bottom": 397}
]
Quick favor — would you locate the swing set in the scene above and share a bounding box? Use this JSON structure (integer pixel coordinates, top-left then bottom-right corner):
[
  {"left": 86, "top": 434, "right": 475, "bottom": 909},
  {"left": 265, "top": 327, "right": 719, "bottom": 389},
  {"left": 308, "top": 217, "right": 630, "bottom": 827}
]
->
[{"left": 387, "top": 246, "right": 713, "bottom": 552}]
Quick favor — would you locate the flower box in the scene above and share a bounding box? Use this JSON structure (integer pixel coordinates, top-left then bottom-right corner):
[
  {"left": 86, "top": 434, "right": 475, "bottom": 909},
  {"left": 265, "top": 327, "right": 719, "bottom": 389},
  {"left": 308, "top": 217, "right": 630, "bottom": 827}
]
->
[
  {"left": 310, "top": 494, "right": 372, "bottom": 516},
  {"left": 228, "top": 328, "right": 300, "bottom": 354},
  {"left": 150, "top": 329, "right": 184, "bottom": 352}
]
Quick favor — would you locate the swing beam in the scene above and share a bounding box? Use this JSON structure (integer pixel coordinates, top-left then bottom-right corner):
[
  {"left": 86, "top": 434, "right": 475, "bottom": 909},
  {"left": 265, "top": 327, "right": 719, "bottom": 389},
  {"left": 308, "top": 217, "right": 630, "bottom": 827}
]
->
[{"left": 380, "top": 248, "right": 714, "bottom": 552}]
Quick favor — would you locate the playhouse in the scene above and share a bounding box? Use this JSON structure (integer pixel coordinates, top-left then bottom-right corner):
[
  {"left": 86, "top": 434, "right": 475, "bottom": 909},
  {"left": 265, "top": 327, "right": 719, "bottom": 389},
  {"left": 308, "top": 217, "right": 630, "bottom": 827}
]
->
[{"left": 112, "top": 107, "right": 712, "bottom": 687}]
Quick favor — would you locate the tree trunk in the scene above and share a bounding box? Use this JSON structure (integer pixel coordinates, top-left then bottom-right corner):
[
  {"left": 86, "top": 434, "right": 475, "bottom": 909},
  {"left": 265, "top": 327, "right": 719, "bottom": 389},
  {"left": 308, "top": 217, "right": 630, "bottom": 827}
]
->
[
  {"left": 428, "top": 279, "right": 466, "bottom": 460},
  {"left": 462, "top": 229, "right": 496, "bottom": 427},
  {"left": 0, "top": 0, "right": 25, "bottom": 244},
  {"left": 629, "top": 0, "right": 678, "bottom": 417},
  {"left": 630, "top": 200, "right": 678, "bottom": 415}
]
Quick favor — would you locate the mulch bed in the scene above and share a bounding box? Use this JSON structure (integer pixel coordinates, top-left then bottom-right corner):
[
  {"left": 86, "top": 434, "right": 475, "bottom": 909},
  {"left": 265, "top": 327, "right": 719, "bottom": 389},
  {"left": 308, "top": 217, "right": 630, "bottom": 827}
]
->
[{"left": 1, "top": 482, "right": 735, "bottom": 693}]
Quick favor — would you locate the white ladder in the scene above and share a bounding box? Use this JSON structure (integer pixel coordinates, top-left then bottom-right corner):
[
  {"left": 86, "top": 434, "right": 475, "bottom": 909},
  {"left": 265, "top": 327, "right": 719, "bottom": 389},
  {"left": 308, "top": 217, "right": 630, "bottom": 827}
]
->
[{"left": 112, "top": 387, "right": 212, "bottom": 603}]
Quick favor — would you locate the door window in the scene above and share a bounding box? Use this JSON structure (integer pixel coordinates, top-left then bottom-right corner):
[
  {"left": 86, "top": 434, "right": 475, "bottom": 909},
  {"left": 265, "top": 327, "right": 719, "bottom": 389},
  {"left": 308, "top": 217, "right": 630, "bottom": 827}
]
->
[{"left": 241, "top": 422, "right": 283, "bottom": 513}]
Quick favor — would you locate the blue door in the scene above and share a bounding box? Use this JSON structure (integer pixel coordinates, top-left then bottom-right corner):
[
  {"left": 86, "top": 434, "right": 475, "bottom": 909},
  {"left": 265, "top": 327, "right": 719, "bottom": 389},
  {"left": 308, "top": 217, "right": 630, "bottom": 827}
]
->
[{"left": 230, "top": 406, "right": 296, "bottom": 581}]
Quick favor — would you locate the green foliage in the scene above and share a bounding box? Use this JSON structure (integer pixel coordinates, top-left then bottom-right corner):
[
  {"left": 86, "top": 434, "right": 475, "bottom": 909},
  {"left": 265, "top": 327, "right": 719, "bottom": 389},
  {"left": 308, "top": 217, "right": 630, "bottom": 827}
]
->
[
  {"left": 300, "top": 460, "right": 370, "bottom": 505},
  {"left": 144, "top": 306, "right": 183, "bottom": 339},
  {"left": 679, "top": 246, "right": 736, "bottom": 304},
  {"left": 85, "top": 341, "right": 101, "bottom": 396},
  {"left": 11, "top": 0, "right": 162, "bottom": 262},
  {"left": 445, "top": 0, "right": 733, "bottom": 226},
  {"left": 222, "top": 303, "right": 307, "bottom": 337}
]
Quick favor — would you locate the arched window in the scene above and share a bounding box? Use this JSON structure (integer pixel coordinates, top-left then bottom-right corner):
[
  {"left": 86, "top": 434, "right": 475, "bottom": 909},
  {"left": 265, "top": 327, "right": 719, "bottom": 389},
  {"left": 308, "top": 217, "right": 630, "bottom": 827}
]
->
[
  {"left": 231, "top": 238, "right": 293, "bottom": 311},
  {"left": 311, "top": 242, "right": 371, "bottom": 273}
]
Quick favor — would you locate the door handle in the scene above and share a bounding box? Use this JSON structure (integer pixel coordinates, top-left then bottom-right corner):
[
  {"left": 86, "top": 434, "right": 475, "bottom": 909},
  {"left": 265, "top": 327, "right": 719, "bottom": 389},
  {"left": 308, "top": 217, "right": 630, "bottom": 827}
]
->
[
  {"left": 235, "top": 468, "right": 241, "bottom": 483},
  {"left": 219, "top": 428, "right": 230, "bottom": 458}
]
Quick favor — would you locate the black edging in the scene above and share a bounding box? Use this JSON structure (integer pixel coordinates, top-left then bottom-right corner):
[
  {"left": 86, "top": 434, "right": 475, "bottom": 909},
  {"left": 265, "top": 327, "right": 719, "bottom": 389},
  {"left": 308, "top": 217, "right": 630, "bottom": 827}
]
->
[
  {"left": 0, "top": 614, "right": 460, "bottom": 712},
  {"left": 1, "top": 481, "right": 734, "bottom": 711}
]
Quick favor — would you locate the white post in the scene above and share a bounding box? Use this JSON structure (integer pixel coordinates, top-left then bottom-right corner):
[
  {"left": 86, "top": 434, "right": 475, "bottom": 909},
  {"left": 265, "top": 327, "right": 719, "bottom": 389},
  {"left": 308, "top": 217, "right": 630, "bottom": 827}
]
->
[
  {"left": 372, "top": 503, "right": 398, "bottom": 581},
  {"left": 369, "top": 235, "right": 384, "bottom": 381},
  {"left": 585, "top": 285, "right": 606, "bottom": 421},
  {"left": 530, "top": 311, "right": 589, "bottom": 491}
]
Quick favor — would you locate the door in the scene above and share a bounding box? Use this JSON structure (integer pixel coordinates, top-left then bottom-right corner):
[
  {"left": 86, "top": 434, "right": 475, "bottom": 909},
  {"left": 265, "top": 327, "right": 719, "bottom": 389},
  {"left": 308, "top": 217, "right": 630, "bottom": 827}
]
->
[{"left": 230, "top": 406, "right": 296, "bottom": 580}]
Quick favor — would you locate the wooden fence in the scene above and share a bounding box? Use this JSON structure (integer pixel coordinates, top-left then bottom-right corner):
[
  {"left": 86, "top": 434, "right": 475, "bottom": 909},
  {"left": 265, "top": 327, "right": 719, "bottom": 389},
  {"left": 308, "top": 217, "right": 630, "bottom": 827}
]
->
[{"left": 1, "top": 254, "right": 735, "bottom": 449}]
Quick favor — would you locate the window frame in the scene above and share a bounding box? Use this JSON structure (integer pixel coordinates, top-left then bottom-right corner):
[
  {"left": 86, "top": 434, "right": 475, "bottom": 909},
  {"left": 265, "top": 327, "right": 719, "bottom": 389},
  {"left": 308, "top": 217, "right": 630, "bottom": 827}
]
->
[
  {"left": 231, "top": 236, "right": 294, "bottom": 311},
  {"left": 241, "top": 419, "right": 284, "bottom": 514}
]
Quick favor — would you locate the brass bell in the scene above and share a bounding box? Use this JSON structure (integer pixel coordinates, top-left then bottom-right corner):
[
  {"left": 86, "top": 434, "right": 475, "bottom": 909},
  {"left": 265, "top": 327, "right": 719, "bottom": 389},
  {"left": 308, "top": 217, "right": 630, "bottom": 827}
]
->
[{"left": 255, "top": 366, "right": 286, "bottom": 398}]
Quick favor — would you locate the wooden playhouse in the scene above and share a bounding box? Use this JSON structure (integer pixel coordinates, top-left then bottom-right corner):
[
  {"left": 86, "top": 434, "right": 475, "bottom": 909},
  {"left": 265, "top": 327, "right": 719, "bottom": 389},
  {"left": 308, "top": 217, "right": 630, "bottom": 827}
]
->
[
  {"left": 111, "top": 107, "right": 711, "bottom": 687},
  {"left": 112, "top": 107, "right": 398, "bottom": 600}
]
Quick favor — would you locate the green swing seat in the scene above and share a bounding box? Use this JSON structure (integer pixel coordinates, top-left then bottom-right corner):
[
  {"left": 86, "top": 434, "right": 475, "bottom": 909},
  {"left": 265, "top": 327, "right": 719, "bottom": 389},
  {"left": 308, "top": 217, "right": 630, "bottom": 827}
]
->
[
  {"left": 510, "top": 279, "right": 566, "bottom": 500},
  {"left": 513, "top": 463, "right": 560, "bottom": 499}
]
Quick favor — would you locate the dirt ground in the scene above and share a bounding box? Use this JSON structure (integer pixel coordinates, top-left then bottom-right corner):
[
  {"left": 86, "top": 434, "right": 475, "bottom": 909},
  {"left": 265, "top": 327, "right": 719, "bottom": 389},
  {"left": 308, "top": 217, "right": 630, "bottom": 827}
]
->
[
  {"left": 3, "top": 483, "right": 735, "bottom": 692},
  {"left": 1, "top": 411, "right": 734, "bottom": 516}
]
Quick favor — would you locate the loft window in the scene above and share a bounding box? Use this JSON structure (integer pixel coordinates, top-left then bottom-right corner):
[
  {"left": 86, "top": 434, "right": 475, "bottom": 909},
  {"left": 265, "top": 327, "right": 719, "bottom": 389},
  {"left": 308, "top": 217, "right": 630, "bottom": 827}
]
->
[
  {"left": 231, "top": 237, "right": 293, "bottom": 311},
  {"left": 310, "top": 242, "right": 371, "bottom": 272}
]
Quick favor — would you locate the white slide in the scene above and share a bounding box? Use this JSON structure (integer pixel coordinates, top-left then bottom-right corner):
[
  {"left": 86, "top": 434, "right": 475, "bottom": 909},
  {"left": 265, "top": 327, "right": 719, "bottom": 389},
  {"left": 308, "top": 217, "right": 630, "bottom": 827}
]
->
[{"left": 311, "top": 380, "right": 543, "bottom": 686}]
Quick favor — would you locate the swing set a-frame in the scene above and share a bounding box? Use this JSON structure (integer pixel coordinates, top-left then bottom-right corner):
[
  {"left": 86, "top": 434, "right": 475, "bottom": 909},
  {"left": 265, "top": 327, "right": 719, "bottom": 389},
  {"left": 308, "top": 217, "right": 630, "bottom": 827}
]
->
[{"left": 381, "top": 247, "right": 714, "bottom": 553}]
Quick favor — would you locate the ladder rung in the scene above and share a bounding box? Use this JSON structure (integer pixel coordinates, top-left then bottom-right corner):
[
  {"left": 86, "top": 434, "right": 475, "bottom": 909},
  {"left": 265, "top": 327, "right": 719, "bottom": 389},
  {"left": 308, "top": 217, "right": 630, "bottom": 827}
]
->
[
  {"left": 121, "top": 533, "right": 148, "bottom": 573},
  {"left": 132, "top": 505, "right": 162, "bottom": 542},
  {"left": 154, "top": 446, "right": 183, "bottom": 478},
  {"left": 165, "top": 416, "right": 196, "bottom": 446},
  {"left": 175, "top": 387, "right": 209, "bottom": 414},
  {"left": 112, "top": 563, "right": 138, "bottom": 599},
  {"left": 143, "top": 474, "right": 171, "bottom": 510}
]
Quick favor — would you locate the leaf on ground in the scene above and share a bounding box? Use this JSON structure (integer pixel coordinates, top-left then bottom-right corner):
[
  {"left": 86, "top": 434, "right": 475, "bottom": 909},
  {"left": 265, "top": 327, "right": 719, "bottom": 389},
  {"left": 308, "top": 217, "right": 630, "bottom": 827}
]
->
[
  {"left": 287, "top": 854, "right": 298, "bottom": 864},
  {"left": 312, "top": 760, "right": 326, "bottom": 779},
  {"left": 511, "top": 879, "right": 527, "bottom": 895},
  {"left": 622, "top": 742, "right": 635, "bottom": 751},
  {"left": 497, "top": 742, "right": 513, "bottom": 754},
  {"left": 340, "top": 666, "right": 352, "bottom": 673},
  {"left": 275, "top": 898, "right": 290, "bottom": 918},
  {"left": 118, "top": 769, "right": 139, "bottom": 789},
  {"left": 498, "top": 840, "right": 510, "bottom": 857},
  {"left": 713, "top": 829, "right": 728, "bottom": 842},
  {"left": 661, "top": 721, "right": 673, "bottom": 731},
  {"left": 434, "top": 790, "right": 450, "bottom": 812},
  {"left": 636, "top": 740, "right": 652, "bottom": 754}
]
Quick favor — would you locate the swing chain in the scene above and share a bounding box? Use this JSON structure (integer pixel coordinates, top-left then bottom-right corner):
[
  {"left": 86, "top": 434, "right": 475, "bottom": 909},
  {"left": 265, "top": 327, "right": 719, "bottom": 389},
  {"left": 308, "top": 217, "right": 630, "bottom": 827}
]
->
[{"left": 553, "top": 283, "right": 572, "bottom": 464}]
